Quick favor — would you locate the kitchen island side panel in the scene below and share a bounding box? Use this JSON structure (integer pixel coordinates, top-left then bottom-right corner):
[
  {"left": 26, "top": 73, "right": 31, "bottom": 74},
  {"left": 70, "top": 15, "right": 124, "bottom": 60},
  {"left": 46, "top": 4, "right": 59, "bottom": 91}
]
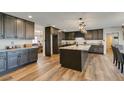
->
[{"left": 60, "top": 49, "right": 88, "bottom": 71}]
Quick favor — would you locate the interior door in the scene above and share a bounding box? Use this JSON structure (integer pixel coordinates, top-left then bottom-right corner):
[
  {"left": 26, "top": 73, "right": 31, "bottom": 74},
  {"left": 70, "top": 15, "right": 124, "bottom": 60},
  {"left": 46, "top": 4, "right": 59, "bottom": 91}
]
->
[{"left": 106, "top": 34, "right": 112, "bottom": 52}]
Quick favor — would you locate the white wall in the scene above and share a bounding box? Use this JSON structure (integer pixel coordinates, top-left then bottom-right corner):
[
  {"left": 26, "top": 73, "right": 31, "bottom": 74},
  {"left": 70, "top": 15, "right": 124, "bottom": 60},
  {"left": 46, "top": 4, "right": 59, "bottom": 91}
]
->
[
  {"left": 0, "top": 39, "right": 32, "bottom": 49},
  {"left": 35, "top": 24, "right": 45, "bottom": 55},
  {"left": 35, "top": 24, "right": 45, "bottom": 43}
]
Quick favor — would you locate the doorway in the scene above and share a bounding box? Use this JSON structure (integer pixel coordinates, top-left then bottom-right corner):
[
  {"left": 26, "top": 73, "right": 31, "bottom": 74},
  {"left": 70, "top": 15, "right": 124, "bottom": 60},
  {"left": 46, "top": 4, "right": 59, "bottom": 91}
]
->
[
  {"left": 106, "top": 32, "right": 119, "bottom": 53},
  {"left": 106, "top": 34, "right": 113, "bottom": 52}
]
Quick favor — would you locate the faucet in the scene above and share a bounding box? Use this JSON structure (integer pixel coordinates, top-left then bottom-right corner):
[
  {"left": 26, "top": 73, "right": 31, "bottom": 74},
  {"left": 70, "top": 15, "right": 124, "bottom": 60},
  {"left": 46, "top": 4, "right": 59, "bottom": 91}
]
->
[{"left": 10, "top": 41, "right": 15, "bottom": 48}]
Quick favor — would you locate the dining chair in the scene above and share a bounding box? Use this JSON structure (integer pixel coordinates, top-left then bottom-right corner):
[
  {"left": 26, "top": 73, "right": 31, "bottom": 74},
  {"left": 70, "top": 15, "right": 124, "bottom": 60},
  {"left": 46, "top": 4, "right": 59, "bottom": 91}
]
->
[
  {"left": 111, "top": 45, "right": 118, "bottom": 65},
  {"left": 116, "top": 48, "right": 124, "bottom": 73}
]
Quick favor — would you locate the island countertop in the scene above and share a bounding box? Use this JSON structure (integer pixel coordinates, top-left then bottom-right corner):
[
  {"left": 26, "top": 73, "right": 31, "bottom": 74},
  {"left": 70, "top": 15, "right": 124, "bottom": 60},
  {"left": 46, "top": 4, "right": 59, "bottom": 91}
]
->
[{"left": 59, "top": 45, "right": 91, "bottom": 51}]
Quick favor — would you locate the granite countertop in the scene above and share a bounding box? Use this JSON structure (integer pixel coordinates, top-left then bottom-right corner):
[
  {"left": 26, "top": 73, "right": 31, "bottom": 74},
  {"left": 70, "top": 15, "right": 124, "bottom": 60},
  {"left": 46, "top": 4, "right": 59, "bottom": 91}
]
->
[
  {"left": 59, "top": 45, "right": 91, "bottom": 51},
  {"left": 0, "top": 47, "right": 38, "bottom": 52}
]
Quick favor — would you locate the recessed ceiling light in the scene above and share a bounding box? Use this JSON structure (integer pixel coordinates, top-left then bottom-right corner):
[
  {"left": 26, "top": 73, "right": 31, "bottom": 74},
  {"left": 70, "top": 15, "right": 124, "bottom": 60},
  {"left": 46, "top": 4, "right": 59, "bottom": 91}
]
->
[
  {"left": 52, "top": 25, "right": 55, "bottom": 27},
  {"left": 28, "top": 15, "right": 32, "bottom": 19}
]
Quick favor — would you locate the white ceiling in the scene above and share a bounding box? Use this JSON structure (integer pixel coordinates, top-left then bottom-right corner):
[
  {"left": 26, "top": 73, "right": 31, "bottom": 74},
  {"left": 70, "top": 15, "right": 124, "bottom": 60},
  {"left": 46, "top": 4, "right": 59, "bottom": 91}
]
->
[{"left": 5, "top": 12, "right": 124, "bottom": 31}]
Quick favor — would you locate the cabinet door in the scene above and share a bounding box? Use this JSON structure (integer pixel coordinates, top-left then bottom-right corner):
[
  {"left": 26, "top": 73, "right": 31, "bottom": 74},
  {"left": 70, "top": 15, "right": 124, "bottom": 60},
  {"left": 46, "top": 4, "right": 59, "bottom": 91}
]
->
[
  {"left": 70, "top": 33, "right": 75, "bottom": 40},
  {"left": 65, "top": 32, "right": 75, "bottom": 40},
  {"left": 99, "top": 45, "right": 103, "bottom": 54},
  {"left": 45, "top": 27, "right": 51, "bottom": 56},
  {"left": 98, "top": 30, "right": 103, "bottom": 40},
  {"left": 0, "top": 13, "right": 3, "bottom": 39},
  {"left": 18, "top": 50, "right": 28, "bottom": 66},
  {"left": 25, "top": 21, "right": 34, "bottom": 39},
  {"left": 0, "top": 52, "right": 6, "bottom": 73},
  {"left": 17, "top": 19, "right": 26, "bottom": 39},
  {"left": 28, "top": 48, "right": 38, "bottom": 62},
  {"left": 7, "top": 51, "right": 18, "bottom": 70},
  {"left": 92, "top": 30, "right": 98, "bottom": 40},
  {"left": 85, "top": 31, "right": 92, "bottom": 40},
  {"left": 4, "top": 15, "right": 17, "bottom": 38}
]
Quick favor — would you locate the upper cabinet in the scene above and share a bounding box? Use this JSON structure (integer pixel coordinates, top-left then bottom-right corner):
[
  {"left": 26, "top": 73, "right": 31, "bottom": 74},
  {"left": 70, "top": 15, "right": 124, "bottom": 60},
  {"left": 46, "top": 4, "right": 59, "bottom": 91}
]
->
[
  {"left": 0, "top": 13, "right": 3, "bottom": 39},
  {"left": 62, "top": 29, "right": 103, "bottom": 40},
  {"left": 25, "top": 21, "right": 34, "bottom": 39},
  {"left": 0, "top": 13, "right": 35, "bottom": 40},
  {"left": 64, "top": 32, "right": 75, "bottom": 40},
  {"left": 16, "top": 19, "right": 26, "bottom": 39},
  {"left": 4, "top": 15, "right": 17, "bottom": 39},
  {"left": 85, "top": 29, "right": 103, "bottom": 40},
  {"left": 85, "top": 31, "right": 92, "bottom": 40},
  {"left": 97, "top": 29, "right": 103, "bottom": 40}
]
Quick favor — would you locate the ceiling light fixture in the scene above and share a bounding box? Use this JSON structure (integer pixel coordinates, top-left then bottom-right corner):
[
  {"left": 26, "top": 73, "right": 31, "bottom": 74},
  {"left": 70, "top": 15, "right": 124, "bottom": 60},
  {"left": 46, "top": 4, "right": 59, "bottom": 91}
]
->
[
  {"left": 78, "top": 18, "right": 87, "bottom": 34},
  {"left": 28, "top": 15, "right": 32, "bottom": 19},
  {"left": 52, "top": 25, "right": 55, "bottom": 27}
]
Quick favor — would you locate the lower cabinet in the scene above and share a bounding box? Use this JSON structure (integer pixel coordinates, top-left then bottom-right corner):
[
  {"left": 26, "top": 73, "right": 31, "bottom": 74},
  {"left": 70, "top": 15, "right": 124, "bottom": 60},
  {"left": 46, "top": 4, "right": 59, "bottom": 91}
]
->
[
  {"left": 0, "top": 52, "right": 6, "bottom": 73},
  {"left": 7, "top": 51, "right": 18, "bottom": 70},
  {"left": 28, "top": 48, "right": 38, "bottom": 62},
  {"left": 18, "top": 50, "right": 28, "bottom": 66},
  {"left": 89, "top": 45, "right": 104, "bottom": 54},
  {"left": 0, "top": 48, "right": 38, "bottom": 75}
]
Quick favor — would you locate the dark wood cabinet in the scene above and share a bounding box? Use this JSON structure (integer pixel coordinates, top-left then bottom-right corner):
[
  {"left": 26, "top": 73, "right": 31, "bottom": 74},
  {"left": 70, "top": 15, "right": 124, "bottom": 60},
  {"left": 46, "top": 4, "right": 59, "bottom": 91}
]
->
[
  {"left": 64, "top": 32, "right": 75, "bottom": 40},
  {"left": 0, "top": 48, "right": 38, "bottom": 75},
  {"left": 25, "top": 21, "right": 34, "bottom": 39},
  {"left": 28, "top": 48, "right": 38, "bottom": 62},
  {"left": 18, "top": 50, "right": 28, "bottom": 66},
  {"left": 52, "top": 35, "right": 58, "bottom": 54},
  {"left": 97, "top": 29, "right": 103, "bottom": 40},
  {"left": 0, "top": 52, "right": 6, "bottom": 73},
  {"left": 85, "top": 31, "right": 92, "bottom": 40},
  {"left": 17, "top": 19, "right": 26, "bottom": 39},
  {"left": 0, "top": 13, "right": 35, "bottom": 40},
  {"left": 4, "top": 15, "right": 17, "bottom": 38},
  {"left": 0, "top": 13, "right": 3, "bottom": 39},
  {"left": 7, "top": 51, "right": 18, "bottom": 70},
  {"left": 88, "top": 45, "right": 104, "bottom": 54},
  {"left": 63, "top": 29, "right": 103, "bottom": 40},
  {"left": 60, "top": 49, "right": 88, "bottom": 71},
  {"left": 45, "top": 26, "right": 59, "bottom": 56},
  {"left": 85, "top": 29, "right": 103, "bottom": 40},
  {"left": 92, "top": 30, "right": 98, "bottom": 40},
  {"left": 45, "top": 27, "right": 51, "bottom": 56},
  {"left": 58, "top": 31, "right": 65, "bottom": 46}
]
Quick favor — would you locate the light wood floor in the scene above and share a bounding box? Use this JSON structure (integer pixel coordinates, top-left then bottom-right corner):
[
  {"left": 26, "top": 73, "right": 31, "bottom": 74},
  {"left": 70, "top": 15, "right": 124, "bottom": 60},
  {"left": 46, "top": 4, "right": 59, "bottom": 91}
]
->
[{"left": 0, "top": 52, "right": 124, "bottom": 81}]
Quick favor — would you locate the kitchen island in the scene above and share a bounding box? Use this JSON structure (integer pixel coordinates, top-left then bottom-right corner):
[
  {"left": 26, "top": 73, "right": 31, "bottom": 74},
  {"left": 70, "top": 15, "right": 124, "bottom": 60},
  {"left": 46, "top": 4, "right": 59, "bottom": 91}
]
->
[{"left": 59, "top": 45, "right": 91, "bottom": 71}]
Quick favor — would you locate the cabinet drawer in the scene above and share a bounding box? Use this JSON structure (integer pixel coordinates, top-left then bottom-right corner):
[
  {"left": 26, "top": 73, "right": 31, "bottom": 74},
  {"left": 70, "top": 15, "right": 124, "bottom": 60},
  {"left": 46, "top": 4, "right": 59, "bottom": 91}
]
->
[{"left": 18, "top": 50, "right": 28, "bottom": 66}]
